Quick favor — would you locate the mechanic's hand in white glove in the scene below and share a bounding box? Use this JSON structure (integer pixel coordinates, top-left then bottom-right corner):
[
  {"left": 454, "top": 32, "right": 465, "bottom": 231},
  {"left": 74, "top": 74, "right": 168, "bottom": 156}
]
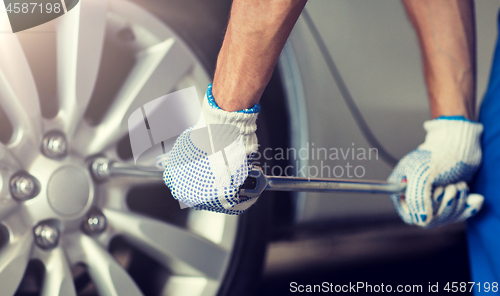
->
[
  {"left": 388, "top": 116, "right": 484, "bottom": 228},
  {"left": 157, "top": 84, "right": 260, "bottom": 215}
]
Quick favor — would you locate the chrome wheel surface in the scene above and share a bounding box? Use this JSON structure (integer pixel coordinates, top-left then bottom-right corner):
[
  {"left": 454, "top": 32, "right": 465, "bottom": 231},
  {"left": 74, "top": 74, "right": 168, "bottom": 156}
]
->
[{"left": 0, "top": 0, "right": 239, "bottom": 295}]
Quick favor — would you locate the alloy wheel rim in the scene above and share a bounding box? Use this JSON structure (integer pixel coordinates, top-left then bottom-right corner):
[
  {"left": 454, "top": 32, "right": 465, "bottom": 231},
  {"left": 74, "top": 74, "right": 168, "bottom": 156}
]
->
[{"left": 0, "top": 0, "right": 238, "bottom": 295}]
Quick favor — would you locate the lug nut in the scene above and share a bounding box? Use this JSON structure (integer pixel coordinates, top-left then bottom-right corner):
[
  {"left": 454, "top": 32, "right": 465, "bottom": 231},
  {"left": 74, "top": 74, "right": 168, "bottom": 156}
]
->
[
  {"left": 41, "top": 131, "right": 67, "bottom": 159},
  {"left": 82, "top": 211, "right": 106, "bottom": 235},
  {"left": 34, "top": 223, "right": 59, "bottom": 250},
  {"left": 90, "top": 158, "right": 110, "bottom": 181},
  {"left": 10, "top": 172, "right": 38, "bottom": 201}
]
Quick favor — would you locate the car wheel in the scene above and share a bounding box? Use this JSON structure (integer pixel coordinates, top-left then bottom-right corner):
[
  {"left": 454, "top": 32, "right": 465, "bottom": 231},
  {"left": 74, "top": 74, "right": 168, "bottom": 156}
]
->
[{"left": 0, "top": 0, "right": 282, "bottom": 295}]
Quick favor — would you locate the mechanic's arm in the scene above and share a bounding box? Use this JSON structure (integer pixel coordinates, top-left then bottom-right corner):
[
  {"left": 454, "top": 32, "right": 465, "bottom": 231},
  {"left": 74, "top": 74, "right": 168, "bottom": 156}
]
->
[
  {"left": 388, "top": 0, "right": 483, "bottom": 228},
  {"left": 159, "top": 0, "right": 307, "bottom": 214},
  {"left": 403, "top": 0, "right": 476, "bottom": 119},
  {"left": 213, "top": 0, "right": 307, "bottom": 111}
]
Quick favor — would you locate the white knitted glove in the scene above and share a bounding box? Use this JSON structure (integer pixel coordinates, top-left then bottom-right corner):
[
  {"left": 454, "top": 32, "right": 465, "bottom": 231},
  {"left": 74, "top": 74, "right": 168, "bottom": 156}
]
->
[
  {"left": 158, "top": 84, "right": 260, "bottom": 215},
  {"left": 388, "top": 117, "right": 484, "bottom": 228}
]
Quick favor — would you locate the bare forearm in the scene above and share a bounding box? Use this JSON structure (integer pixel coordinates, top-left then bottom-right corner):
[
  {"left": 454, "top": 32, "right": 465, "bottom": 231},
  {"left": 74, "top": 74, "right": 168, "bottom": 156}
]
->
[
  {"left": 403, "top": 0, "right": 476, "bottom": 119},
  {"left": 213, "top": 0, "right": 307, "bottom": 111}
]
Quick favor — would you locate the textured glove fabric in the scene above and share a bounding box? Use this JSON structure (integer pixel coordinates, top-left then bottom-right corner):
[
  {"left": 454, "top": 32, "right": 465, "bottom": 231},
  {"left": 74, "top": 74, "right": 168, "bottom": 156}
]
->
[
  {"left": 388, "top": 117, "right": 484, "bottom": 228},
  {"left": 159, "top": 85, "right": 260, "bottom": 215}
]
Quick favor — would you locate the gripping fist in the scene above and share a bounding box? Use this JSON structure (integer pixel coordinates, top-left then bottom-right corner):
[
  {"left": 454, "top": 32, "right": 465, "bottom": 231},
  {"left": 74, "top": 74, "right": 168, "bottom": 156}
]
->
[
  {"left": 157, "top": 84, "right": 260, "bottom": 215},
  {"left": 388, "top": 117, "right": 484, "bottom": 228}
]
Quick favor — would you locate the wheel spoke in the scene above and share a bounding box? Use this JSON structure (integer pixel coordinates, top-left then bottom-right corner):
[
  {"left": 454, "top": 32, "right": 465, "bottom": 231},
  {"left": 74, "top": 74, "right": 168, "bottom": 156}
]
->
[
  {"left": 75, "top": 39, "right": 194, "bottom": 155},
  {"left": 0, "top": 199, "right": 18, "bottom": 222},
  {"left": 41, "top": 247, "right": 76, "bottom": 296},
  {"left": 103, "top": 209, "right": 229, "bottom": 280},
  {"left": 78, "top": 234, "right": 143, "bottom": 296},
  {"left": 56, "top": 0, "right": 108, "bottom": 137},
  {"left": 161, "top": 276, "right": 211, "bottom": 296},
  {"left": 0, "top": 34, "right": 42, "bottom": 163},
  {"left": 0, "top": 231, "right": 33, "bottom": 296},
  {"left": 0, "top": 141, "right": 21, "bottom": 168},
  {"left": 94, "top": 183, "right": 129, "bottom": 213},
  {"left": 0, "top": 142, "right": 22, "bottom": 220}
]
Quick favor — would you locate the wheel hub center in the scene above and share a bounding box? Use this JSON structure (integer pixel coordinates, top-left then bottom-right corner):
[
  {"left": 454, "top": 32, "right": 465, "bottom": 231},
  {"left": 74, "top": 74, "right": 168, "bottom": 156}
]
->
[{"left": 47, "top": 166, "right": 90, "bottom": 216}]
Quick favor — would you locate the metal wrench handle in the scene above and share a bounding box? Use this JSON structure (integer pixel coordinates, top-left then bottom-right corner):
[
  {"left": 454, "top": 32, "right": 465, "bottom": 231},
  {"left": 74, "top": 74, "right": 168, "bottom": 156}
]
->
[
  {"left": 89, "top": 160, "right": 405, "bottom": 196},
  {"left": 239, "top": 167, "right": 406, "bottom": 198},
  {"left": 91, "top": 158, "right": 163, "bottom": 181},
  {"left": 265, "top": 175, "right": 406, "bottom": 194}
]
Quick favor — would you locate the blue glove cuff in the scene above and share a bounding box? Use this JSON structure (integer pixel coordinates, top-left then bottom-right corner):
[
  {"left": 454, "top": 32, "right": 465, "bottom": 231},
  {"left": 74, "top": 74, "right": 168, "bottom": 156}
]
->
[
  {"left": 435, "top": 115, "right": 476, "bottom": 123},
  {"left": 207, "top": 84, "right": 261, "bottom": 114}
]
